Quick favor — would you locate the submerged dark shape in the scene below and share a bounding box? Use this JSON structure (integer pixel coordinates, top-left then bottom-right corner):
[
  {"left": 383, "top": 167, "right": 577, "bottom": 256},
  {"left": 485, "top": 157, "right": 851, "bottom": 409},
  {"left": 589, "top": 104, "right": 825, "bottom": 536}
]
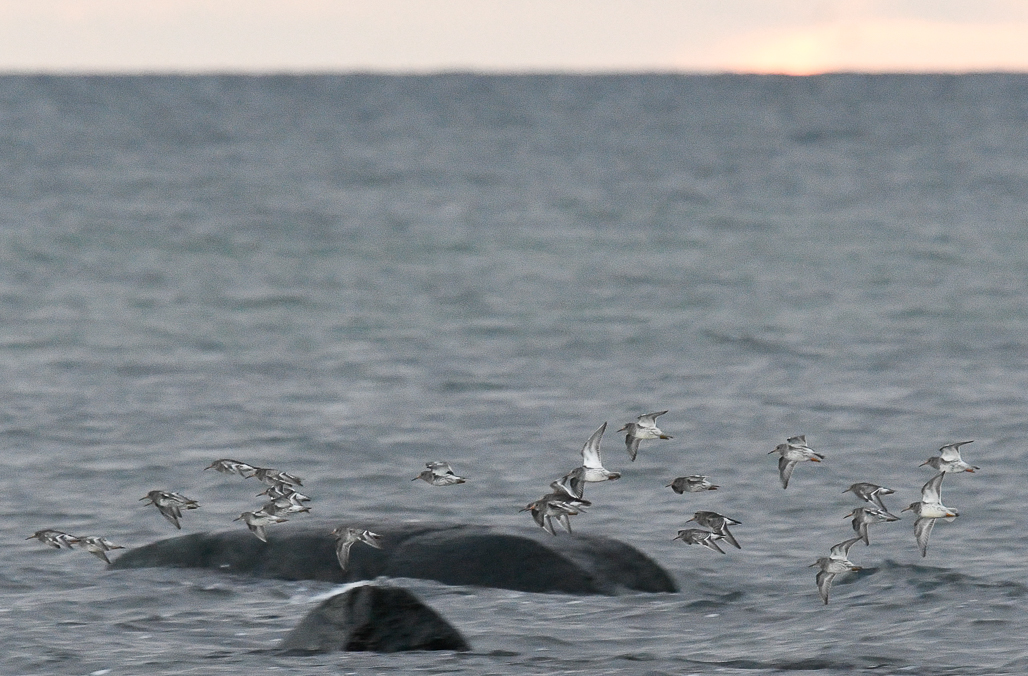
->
[
  {"left": 110, "top": 522, "right": 678, "bottom": 595},
  {"left": 280, "top": 584, "right": 470, "bottom": 653}
]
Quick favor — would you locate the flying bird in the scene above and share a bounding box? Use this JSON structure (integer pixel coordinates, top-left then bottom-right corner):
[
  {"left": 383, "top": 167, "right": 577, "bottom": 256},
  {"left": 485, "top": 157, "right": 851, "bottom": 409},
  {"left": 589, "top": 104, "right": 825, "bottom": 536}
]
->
[
  {"left": 902, "top": 472, "right": 958, "bottom": 557},
  {"left": 577, "top": 422, "right": 621, "bottom": 483},
  {"left": 413, "top": 461, "right": 467, "bottom": 486},
  {"left": 920, "top": 440, "right": 978, "bottom": 473},
  {"left": 234, "top": 510, "right": 287, "bottom": 542},
  {"left": 769, "top": 436, "right": 824, "bottom": 488},
  {"left": 843, "top": 482, "right": 897, "bottom": 514},
  {"left": 673, "top": 528, "right": 726, "bottom": 554},
  {"left": 845, "top": 506, "right": 900, "bottom": 545},
  {"left": 667, "top": 475, "right": 719, "bottom": 494},
  {"left": 332, "top": 526, "right": 383, "bottom": 571},
  {"left": 810, "top": 536, "right": 863, "bottom": 605},
  {"left": 75, "top": 536, "right": 125, "bottom": 564},
  {"left": 617, "top": 410, "right": 672, "bottom": 461},
  {"left": 140, "top": 490, "right": 200, "bottom": 529},
  {"left": 687, "top": 510, "right": 742, "bottom": 549},
  {"left": 203, "top": 459, "right": 257, "bottom": 478}
]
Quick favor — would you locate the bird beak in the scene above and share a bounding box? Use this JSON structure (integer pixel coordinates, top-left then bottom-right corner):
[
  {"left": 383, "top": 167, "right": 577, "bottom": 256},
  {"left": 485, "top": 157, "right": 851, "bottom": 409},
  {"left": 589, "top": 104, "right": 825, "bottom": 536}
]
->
[
  {"left": 660, "top": 435, "right": 672, "bottom": 439},
  {"left": 809, "top": 457, "right": 821, "bottom": 462}
]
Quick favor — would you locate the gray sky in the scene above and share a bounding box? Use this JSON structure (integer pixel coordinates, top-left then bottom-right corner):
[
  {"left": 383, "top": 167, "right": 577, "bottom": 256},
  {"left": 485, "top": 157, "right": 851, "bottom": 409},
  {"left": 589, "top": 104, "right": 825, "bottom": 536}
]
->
[{"left": 2, "top": 0, "right": 1027, "bottom": 74}]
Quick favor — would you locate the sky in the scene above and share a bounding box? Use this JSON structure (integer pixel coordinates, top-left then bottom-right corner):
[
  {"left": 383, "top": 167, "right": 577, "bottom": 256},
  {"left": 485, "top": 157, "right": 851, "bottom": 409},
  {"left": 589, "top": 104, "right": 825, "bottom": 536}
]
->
[{"left": 1, "top": 0, "right": 1027, "bottom": 75}]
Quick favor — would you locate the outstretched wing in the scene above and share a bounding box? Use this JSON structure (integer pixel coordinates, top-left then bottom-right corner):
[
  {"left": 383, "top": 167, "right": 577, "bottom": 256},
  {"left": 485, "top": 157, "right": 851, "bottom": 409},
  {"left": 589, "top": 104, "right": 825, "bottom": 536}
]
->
[
  {"left": 580, "top": 422, "right": 608, "bottom": 469},
  {"left": 921, "top": 472, "right": 945, "bottom": 503},
  {"left": 816, "top": 570, "right": 835, "bottom": 604},
  {"left": 625, "top": 435, "right": 641, "bottom": 461},
  {"left": 914, "top": 517, "right": 936, "bottom": 557},
  {"left": 637, "top": 410, "right": 668, "bottom": 427},
  {"left": 938, "top": 440, "right": 973, "bottom": 461},
  {"left": 829, "top": 536, "right": 863, "bottom": 558},
  {"left": 778, "top": 457, "right": 797, "bottom": 489}
]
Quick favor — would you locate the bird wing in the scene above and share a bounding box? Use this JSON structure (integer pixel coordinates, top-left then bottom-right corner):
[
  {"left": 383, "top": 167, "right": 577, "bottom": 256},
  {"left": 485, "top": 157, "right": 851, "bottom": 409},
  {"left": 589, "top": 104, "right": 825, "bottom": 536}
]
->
[
  {"left": 703, "top": 534, "right": 726, "bottom": 554},
  {"left": 625, "top": 435, "right": 641, "bottom": 461},
  {"left": 336, "top": 539, "right": 354, "bottom": 570},
  {"left": 829, "top": 537, "right": 862, "bottom": 558},
  {"left": 562, "top": 467, "right": 586, "bottom": 499},
  {"left": 816, "top": 570, "right": 835, "bottom": 604},
  {"left": 778, "top": 457, "right": 797, "bottom": 489},
  {"left": 638, "top": 411, "right": 668, "bottom": 427},
  {"left": 938, "top": 441, "right": 973, "bottom": 461},
  {"left": 855, "top": 519, "right": 870, "bottom": 545},
  {"left": 426, "top": 461, "right": 455, "bottom": 474},
  {"left": 921, "top": 472, "right": 945, "bottom": 503},
  {"left": 914, "top": 517, "right": 936, "bottom": 557},
  {"left": 718, "top": 526, "right": 742, "bottom": 549},
  {"left": 359, "top": 530, "right": 383, "bottom": 549},
  {"left": 580, "top": 422, "right": 607, "bottom": 469},
  {"left": 157, "top": 505, "right": 182, "bottom": 529},
  {"left": 250, "top": 524, "right": 268, "bottom": 543},
  {"left": 869, "top": 488, "right": 891, "bottom": 512}
]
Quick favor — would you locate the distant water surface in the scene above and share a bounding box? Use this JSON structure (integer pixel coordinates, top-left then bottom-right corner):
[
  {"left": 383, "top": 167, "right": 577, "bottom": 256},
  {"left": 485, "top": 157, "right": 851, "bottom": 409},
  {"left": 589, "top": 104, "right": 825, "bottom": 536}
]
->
[{"left": 1, "top": 74, "right": 1028, "bottom": 675}]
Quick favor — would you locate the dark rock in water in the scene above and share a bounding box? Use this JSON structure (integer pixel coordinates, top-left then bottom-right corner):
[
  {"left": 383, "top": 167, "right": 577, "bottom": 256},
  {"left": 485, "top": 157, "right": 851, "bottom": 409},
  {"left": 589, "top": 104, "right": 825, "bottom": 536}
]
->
[
  {"left": 111, "top": 523, "right": 678, "bottom": 595},
  {"left": 279, "top": 584, "right": 470, "bottom": 653}
]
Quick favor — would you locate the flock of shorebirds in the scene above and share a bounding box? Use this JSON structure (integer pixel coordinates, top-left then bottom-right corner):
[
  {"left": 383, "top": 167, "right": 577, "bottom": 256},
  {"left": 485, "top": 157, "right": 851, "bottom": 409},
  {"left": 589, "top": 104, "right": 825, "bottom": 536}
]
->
[
  {"left": 27, "top": 410, "right": 978, "bottom": 604},
  {"left": 516, "top": 412, "right": 978, "bottom": 605}
]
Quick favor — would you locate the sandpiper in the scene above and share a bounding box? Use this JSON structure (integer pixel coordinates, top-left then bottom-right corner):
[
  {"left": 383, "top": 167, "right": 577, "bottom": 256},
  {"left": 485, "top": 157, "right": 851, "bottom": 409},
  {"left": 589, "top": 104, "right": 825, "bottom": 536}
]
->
[
  {"left": 902, "top": 472, "right": 958, "bottom": 557},
  {"left": 26, "top": 529, "right": 80, "bottom": 550},
  {"left": 672, "top": 528, "right": 726, "bottom": 554},
  {"left": 617, "top": 410, "right": 672, "bottom": 461},
  {"left": 556, "top": 466, "right": 588, "bottom": 499},
  {"left": 203, "top": 459, "right": 257, "bottom": 478},
  {"left": 260, "top": 494, "right": 312, "bottom": 516},
  {"left": 687, "top": 510, "right": 742, "bottom": 549},
  {"left": 667, "top": 475, "right": 719, "bottom": 494},
  {"left": 234, "top": 510, "right": 287, "bottom": 542},
  {"left": 76, "top": 536, "right": 125, "bottom": 564},
  {"left": 332, "top": 526, "right": 383, "bottom": 571},
  {"left": 141, "top": 490, "right": 200, "bottom": 529},
  {"left": 810, "top": 536, "right": 863, "bottom": 605},
  {"left": 413, "top": 461, "right": 467, "bottom": 486},
  {"left": 769, "top": 436, "right": 824, "bottom": 489},
  {"left": 845, "top": 506, "right": 900, "bottom": 545},
  {"left": 843, "top": 482, "right": 897, "bottom": 514},
  {"left": 920, "top": 440, "right": 978, "bottom": 473},
  {"left": 578, "top": 422, "right": 621, "bottom": 483},
  {"left": 521, "top": 495, "right": 582, "bottom": 536},
  {"left": 257, "top": 483, "right": 311, "bottom": 502},
  {"left": 252, "top": 467, "right": 303, "bottom": 487}
]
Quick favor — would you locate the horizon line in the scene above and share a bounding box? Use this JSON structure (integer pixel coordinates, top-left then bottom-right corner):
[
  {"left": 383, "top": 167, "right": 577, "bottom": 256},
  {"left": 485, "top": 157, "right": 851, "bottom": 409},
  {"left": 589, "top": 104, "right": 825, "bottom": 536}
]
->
[{"left": 2, "top": 68, "right": 1027, "bottom": 77}]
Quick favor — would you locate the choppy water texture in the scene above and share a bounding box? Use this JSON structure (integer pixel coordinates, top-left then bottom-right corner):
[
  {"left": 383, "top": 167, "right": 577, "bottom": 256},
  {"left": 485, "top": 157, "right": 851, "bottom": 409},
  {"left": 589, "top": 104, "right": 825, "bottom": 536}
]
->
[{"left": 2, "top": 74, "right": 1028, "bottom": 675}]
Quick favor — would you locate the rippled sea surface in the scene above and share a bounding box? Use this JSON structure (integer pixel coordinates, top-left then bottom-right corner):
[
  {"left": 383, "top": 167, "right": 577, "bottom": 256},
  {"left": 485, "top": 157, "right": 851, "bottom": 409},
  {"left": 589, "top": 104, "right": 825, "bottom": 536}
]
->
[{"left": 2, "top": 74, "right": 1028, "bottom": 675}]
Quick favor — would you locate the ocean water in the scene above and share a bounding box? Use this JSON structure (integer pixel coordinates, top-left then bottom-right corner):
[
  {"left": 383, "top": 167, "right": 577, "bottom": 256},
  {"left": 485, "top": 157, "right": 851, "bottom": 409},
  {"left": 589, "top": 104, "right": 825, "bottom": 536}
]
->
[{"left": 2, "top": 73, "right": 1028, "bottom": 675}]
